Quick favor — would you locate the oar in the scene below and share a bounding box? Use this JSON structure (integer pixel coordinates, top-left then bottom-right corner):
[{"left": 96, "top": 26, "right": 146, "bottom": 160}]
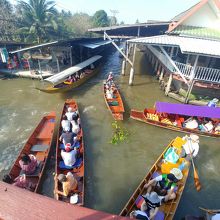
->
[
  {"left": 189, "top": 138, "right": 201, "bottom": 191},
  {"left": 199, "top": 207, "right": 220, "bottom": 214}
]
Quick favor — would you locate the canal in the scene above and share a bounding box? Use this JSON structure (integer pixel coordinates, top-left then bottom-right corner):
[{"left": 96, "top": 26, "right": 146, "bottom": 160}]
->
[{"left": 0, "top": 47, "right": 219, "bottom": 219}]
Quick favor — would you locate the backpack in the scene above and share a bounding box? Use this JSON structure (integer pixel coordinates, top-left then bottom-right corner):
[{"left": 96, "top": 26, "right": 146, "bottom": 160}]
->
[{"left": 164, "top": 147, "right": 179, "bottom": 164}]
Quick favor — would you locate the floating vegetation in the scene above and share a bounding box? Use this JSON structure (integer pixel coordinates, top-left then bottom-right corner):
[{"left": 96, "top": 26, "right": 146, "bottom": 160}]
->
[{"left": 110, "top": 121, "right": 129, "bottom": 145}]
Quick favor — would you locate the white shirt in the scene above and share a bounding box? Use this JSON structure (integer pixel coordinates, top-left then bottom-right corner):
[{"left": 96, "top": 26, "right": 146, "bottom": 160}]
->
[
  {"left": 185, "top": 119, "right": 198, "bottom": 129},
  {"left": 182, "top": 136, "right": 199, "bottom": 157},
  {"left": 106, "top": 89, "right": 113, "bottom": 99},
  {"left": 212, "top": 214, "right": 220, "bottom": 220},
  {"left": 61, "top": 149, "right": 77, "bottom": 166},
  {"left": 71, "top": 121, "right": 80, "bottom": 134},
  {"left": 65, "top": 111, "right": 78, "bottom": 121},
  {"left": 61, "top": 120, "right": 70, "bottom": 132}
]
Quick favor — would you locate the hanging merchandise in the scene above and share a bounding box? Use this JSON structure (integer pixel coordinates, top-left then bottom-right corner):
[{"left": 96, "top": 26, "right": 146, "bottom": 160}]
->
[{"left": 0, "top": 48, "right": 9, "bottom": 63}]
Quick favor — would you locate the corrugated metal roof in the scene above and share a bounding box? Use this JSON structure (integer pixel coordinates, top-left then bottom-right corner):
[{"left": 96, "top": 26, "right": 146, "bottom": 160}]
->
[
  {"left": 128, "top": 35, "right": 220, "bottom": 57},
  {"left": 79, "top": 40, "right": 111, "bottom": 49},
  {"left": 171, "top": 25, "right": 220, "bottom": 40}
]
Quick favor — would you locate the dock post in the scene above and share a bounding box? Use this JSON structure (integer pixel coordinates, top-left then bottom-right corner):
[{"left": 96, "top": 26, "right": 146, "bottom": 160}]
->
[
  {"left": 129, "top": 67, "right": 134, "bottom": 85},
  {"left": 165, "top": 73, "right": 173, "bottom": 96},
  {"left": 56, "top": 56, "right": 60, "bottom": 73},
  {"left": 185, "top": 80, "right": 195, "bottom": 103},
  {"left": 121, "top": 60, "right": 125, "bottom": 75},
  {"left": 159, "top": 68, "right": 164, "bottom": 82}
]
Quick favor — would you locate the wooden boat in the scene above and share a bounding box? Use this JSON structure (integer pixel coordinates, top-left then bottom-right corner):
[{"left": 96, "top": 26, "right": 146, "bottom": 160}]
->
[
  {"left": 130, "top": 101, "right": 220, "bottom": 138},
  {"left": 120, "top": 136, "right": 190, "bottom": 220},
  {"left": 54, "top": 99, "right": 84, "bottom": 205},
  {"left": 6, "top": 112, "right": 56, "bottom": 193},
  {"left": 184, "top": 208, "right": 220, "bottom": 220},
  {"left": 37, "top": 55, "right": 102, "bottom": 93},
  {"left": 103, "top": 80, "right": 125, "bottom": 120}
]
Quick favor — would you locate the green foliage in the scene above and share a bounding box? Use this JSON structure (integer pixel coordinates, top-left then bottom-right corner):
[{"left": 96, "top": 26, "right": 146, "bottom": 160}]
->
[
  {"left": 92, "top": 10, "right": 110, "bottom": 27},
  {"left": 110, "top": 121, "right": 129, "bottom": 145}
]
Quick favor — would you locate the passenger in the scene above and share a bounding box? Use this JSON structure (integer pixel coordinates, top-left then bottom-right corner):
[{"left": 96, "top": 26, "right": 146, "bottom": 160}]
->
[
  {"left": 71, "top": 120, "right": 80, "bottom": 135},
  {"left": 140, "top": 191, "right": 161, "bottom": 219},
  {"left": 199, "top": 121, "right": 214, "bottom": 133},
  {"left": 61, "top": 145, "right": 78, "bottom": 167},
  {"left": 143, "top": 168, "right": 183, "bottom": 202},
  {"left": 130, "top": 210, "right": 149, "bottom": 220},
  {"left": 106, "top": 72, "right": 114, "bottom": 86},
  {"left": 54, "top": 172, "right": 78, "bottom": 197},
  {"left": 207, "top": 98, "right": 219, "bottom": 107},
  {"left": 180, "top": 134, "right": 200, "bottom": 161},
  {"left": 184, "top": 117, "right": 198, "bottom": 129},
  {"left": 61, "top": 115, "right": 71, "bottom": 132},
  {"left": 65, "top": 107, "right": 78, "bottom": 121},
  {"left": 106, "top": 88, "right": 113, "bottom": 99},
  {"left": 19, "top": 153, "right": 38, "bottom": 175},
  {"left": 3, "top": 174, "right": 35, "bottom": 190},
  {"left": 80, "top": 72, "right": 85, "bottom": 79},
  {"left": 59, "top": 129, "right": 76, "bottom": 146}
]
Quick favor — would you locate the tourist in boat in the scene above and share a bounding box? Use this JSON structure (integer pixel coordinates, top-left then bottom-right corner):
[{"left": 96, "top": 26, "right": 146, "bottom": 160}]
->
[
  {"left": 65, "top": 107, "right": 78, "bottom": 121},
  {"left": 2, "top": 174, "right": 35, "bottom": 190},
  {"left": 54, "top": 172, "right": 78, "bottom": 197},
  {"left": 106, "top": 87, "right": 114, "bottom": 99},
  {"left": 19, "top": 153, "right": 38, "bottom": 175},
  {"left": 180, "top": 134, "right": 200, "bottom": 161},
  {"left": 207, "top": 98, "right": 219, "bottom": 107},
  {"left": 71, "top": 119, "right": 80, "bottom": 134},
  {"left": 184, "top": 117, "right": 199, "bottom": 129},
  {"left": 199, "top": 120, "right": 214, "bottom": 133},
  {"left": 106, "top": 72, "right": 114, "bottom": 85},
  {"left": 140, "top": 191, "right": 161, "bottom": 219},
  {"left": 59, "top": 129, "right": 76, "bottom": 147},
  {"left": 143, "top": 168, "right": 183, "bottom": 202},
  {"left": 61, "top": 115, "right": 71, "bottom": 132},
  {"left": 61, "top": 144, "right": 78, "bottom": 167}
]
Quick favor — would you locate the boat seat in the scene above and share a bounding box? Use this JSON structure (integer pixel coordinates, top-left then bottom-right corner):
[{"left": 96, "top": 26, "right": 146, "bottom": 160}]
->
[
  {"left": 49, "top": 118, "right": 55, "bottom": 123},
  {"left": 20, "top": 161, "right": 43, "bottom": 176},
  {"left": 31, "top": 144, "right": 49, "bottom": 152},
  {"left": 59, "top": 157, "right": 82, "bottom": 170},
  {"left": 60, "top": 141, "right": 80, "bottom": 150}
]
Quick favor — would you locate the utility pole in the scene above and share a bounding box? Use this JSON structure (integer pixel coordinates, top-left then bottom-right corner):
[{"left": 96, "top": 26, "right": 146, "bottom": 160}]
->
[{"left": 110, "top": 9, "right": 119, "bottom": 26}]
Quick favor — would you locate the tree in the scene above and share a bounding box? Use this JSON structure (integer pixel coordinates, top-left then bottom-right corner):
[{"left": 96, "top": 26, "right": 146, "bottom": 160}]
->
[
  {"left": 64, "top": 12, "right": 93, "bottom": 37},
  {"left": 17, "top": 0, "right": 60, "bottom": 43},
  {"left": 92, "top": 10, "right": 110, "bottom": 27},
  {"left": 0, "top": 0, "right": 17, "bottom": 41},
  {"left": 135, "top": 19, "right": 140, "bottom": 24}
]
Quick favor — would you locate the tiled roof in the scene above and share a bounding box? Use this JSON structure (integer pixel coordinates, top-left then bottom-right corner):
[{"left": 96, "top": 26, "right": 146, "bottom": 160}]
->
[{"left": 170, "top": 25, "right": 220, "bottom": 40}]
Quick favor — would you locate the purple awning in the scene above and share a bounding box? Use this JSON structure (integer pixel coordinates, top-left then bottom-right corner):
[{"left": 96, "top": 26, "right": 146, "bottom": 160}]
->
[{"left": 155, "top": 102, "right": 220, "bottom": 119}]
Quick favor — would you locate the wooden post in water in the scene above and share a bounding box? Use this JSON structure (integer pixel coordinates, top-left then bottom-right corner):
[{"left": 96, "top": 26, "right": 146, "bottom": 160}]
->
[
  {"left": 165, "top": 73, "right": 173, "bottom": 96},
  {"left": 121, "top": 60, "right": 125, "bottom": 75},
  {"left": 56, "top": 56, "right": 60, "bottom": 73},
  {"left": 70, "top": 46, "right": 73, "bottom": 66}
]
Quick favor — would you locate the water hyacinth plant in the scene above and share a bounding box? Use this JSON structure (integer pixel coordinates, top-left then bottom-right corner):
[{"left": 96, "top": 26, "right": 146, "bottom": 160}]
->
[{"left": 110, "top": 121, "right": 129, "bottom": 144}]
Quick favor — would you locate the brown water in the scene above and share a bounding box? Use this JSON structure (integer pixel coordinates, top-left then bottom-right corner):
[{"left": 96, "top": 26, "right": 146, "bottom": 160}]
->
[{"left": 0, "top": 49, "right": 219, "bottom": 219}]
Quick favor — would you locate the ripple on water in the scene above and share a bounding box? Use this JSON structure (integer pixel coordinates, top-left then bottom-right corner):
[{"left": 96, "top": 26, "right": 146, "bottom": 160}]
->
[{"left": 83, "top": 105, "right": 96, "bottom": 113}]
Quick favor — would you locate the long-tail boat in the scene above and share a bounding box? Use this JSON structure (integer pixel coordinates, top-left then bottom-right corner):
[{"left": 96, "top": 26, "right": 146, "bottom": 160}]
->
[
  {"left": 6, "top": 112, "right": 56, "bottom": 193},
  {"left": 130, "top": 101, "right": 220, "bottom": 138},
  {"left": 54, "top": 99, "right": 84, "bottom": 205},
  {"left": 120, "top": 136, "right": 190, "bottom": 220},
  {"left": 103, "top": 80, "right": 125, "bottom": 120},
  {"left": 37, "top": 55, "right": 102, "bottom": 93}
]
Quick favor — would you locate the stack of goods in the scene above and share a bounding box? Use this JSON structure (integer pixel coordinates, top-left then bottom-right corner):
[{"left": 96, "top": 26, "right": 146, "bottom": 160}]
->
[{"left": 146, "top": 113, "right": 159, "bottom": 121}]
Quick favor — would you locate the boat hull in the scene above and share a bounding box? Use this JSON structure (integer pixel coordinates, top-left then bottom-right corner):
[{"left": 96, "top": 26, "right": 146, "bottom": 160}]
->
[
  {"left": 54, "top": 99, "right": 84, "bottom": 205},
  {"left": 37, "top": 67, "right": 100, "bottom": 93},
  {"left": 103, "top": 81, "right": 125, "bottom": 120},
  {"left": 8, "top": 112, "right": 56, "bottom": 193},
  {"left": 120, "top": 137, "right": 190, "bottom": 220},
  {"left": 130, "top": 109, "right": 220, "bottom": 138}
]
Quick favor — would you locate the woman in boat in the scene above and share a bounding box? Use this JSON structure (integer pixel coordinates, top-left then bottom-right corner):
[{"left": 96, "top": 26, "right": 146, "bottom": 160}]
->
[
  {"left": 61, "top": 144, "right": 78, "bottom": 167},
  {"left": 19, "top": 153, "right": 38, "bottom": 175},
  {"left": 130, "top": 210, "right": 149, "bottom": 220},
  {"left": 143, "top": 168, "right": 183, "bottom": 202},
  {"left": 61, "top": 115, "right": 71, "bottom": 132},
  {"left": 54, "top": 172, "right": 78, "bottom": 197},
  {"left": 3, "top": 174, "right": 35, "bottom": 190},
  {"left": 65, "top": 107, "right": 78, "bottom": 121}
]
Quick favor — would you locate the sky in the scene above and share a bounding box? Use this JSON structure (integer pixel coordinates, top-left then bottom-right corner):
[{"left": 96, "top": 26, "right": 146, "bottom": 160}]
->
[{"left": 10, "top": 0, "right": 201, "bottom": 24}]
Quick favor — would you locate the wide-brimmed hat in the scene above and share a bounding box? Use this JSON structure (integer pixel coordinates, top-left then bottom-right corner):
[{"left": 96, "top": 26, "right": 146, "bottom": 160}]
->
[
  {"left": 68, "top": 107, "right": 72, "bottom": 112},
  {"left": 146, "top": 191, "right": 160, "bottom": 203},
  {"left": 170, "top": 168, "right": 183, "bottom": 180},
  {"left": 70, "top": 193, "right": 78, "bottom": 204},
  {"left": 190, "top": 134, "right": 199, "bottom": 143},
  {"left": 213, "top": 98, "right": 219, "bottom": 103}
]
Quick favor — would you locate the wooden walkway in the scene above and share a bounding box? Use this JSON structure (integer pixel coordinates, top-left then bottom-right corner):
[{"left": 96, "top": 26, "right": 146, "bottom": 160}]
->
[{"left": 0, "top": 181, "right": 127, "bottom": 220}]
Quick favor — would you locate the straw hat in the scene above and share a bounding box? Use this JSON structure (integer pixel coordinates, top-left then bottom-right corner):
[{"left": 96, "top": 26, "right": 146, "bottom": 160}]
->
[
  {"left": 190, "top": 134, "right": 199, "bottom": 143},
  {"left": 170, "top": 168, "right": 183, "bottom": 180}
]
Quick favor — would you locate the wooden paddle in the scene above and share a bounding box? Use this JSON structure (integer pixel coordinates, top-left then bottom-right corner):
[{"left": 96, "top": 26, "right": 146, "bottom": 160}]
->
[
  {"left": 189, "top": 138, "right": 201, "bottom": 191},
  {"left": 199, "top": 207, "right": 220, "bottom": 214}
]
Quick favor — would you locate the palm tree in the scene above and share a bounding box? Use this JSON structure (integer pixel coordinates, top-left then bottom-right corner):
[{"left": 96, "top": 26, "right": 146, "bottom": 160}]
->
[{"left": 17, "top": 0, "right": 58, "bottom": 43}]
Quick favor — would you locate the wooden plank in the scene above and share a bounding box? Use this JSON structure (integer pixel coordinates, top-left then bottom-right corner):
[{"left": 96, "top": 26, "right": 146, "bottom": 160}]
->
[{"left": 0, "top": 181, "right": 127, "bottom": 220}]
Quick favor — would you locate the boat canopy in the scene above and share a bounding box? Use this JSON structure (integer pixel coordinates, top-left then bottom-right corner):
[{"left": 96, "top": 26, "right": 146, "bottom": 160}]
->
[
  {"left": 45, "top": 55, "right": 102, "bottom": 85},
  {"left": 155, "top": 102, "right": 220, "bottom": 119}
]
